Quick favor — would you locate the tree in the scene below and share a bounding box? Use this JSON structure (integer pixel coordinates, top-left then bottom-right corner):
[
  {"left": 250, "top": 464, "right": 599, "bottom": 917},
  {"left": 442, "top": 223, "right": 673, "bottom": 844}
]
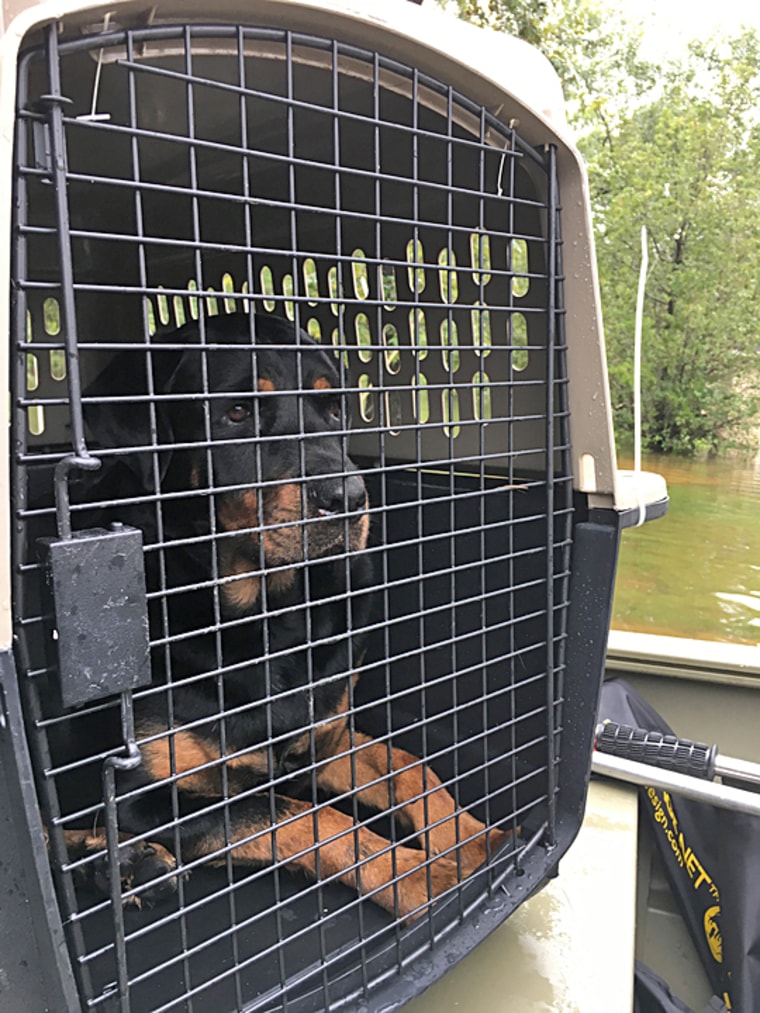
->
[
  {"left": 438, "top": 1, "right": 760, "bottom": 453},
  {"left": 436, "top": 0, "right": 547, "bottom": 46},
  {"left": 589, "top": 36, "right": 760, "bottom": 453},
  {"left": 437, "top": 0, "right": 655, "bottom": 138}
]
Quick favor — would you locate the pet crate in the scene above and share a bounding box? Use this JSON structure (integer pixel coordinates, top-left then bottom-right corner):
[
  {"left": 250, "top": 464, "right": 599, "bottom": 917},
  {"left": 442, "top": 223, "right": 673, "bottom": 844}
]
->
[{"left": 0, "top": 1, "right": 667, "bottom": 1011}]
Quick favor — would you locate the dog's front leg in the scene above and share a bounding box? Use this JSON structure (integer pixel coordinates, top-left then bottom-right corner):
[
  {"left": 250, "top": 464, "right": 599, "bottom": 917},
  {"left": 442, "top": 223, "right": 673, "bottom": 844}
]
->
[
  {"left": 316, "top": 729, "right": 509, "bottom": 875},
  {"left": 184, "top": 794, "right": 461, "bottom": 919}
]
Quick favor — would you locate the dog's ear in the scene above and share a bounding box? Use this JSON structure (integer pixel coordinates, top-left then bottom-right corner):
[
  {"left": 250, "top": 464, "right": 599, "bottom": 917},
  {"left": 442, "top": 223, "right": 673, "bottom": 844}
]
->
[{"left": 84, "top": 346, "right": 185, "bottom": 491}]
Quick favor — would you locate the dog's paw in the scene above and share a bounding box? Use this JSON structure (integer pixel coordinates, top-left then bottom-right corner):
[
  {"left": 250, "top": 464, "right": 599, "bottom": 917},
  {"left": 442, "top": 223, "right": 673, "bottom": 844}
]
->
[
  {"left": 72, "top": 833, "right": 179, "bottom": 908},
  {"left": 457, "top": 824, "right": 513, "bottom": 877},
  {"left": 117, "top": 839, "right": 178, "bottom": 908},
  {"left": 391, "top": 855, "right": 462, "bottom": 921},
  {"left": 421, "top": 810, "right": 515, "bottom": 872}
]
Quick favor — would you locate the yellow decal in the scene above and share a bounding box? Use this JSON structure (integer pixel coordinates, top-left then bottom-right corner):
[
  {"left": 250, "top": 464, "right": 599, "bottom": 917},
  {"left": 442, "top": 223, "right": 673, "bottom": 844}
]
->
[
  {"left": 645, "top": 788, "right": 719, "bottom": 900},
  {"left": 644, "top": 790, "right": 732, "bottom": 1008},
  {"left": 663, "top": 791, "right": 678, "bottom": 834},
  {"left": 704, "top": 905, "right": 723, "bottom": 963}
]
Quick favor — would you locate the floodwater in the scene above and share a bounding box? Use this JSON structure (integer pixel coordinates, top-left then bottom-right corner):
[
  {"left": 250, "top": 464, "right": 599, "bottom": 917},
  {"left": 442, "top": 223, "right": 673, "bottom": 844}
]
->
[{"left": 611, "top": 451, "right": 760, "bottom": 645}]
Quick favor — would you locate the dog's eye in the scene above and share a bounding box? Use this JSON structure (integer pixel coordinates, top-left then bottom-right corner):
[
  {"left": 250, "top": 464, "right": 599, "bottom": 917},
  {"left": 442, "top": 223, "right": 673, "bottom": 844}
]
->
[{"left": 226, "top": 404, "right": 251, "bottom": 424}]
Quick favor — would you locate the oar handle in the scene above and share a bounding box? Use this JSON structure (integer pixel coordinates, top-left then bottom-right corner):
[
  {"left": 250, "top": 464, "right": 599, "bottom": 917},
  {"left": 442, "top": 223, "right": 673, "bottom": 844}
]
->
[{"left": 594, "top": 721, "right": 717, "bottom": 780}]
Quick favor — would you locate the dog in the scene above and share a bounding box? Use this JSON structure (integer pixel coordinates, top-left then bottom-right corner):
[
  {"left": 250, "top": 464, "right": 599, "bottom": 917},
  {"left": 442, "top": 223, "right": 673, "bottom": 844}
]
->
[{"left": 58, "top": 312, "right": 505, "bottom": 920}]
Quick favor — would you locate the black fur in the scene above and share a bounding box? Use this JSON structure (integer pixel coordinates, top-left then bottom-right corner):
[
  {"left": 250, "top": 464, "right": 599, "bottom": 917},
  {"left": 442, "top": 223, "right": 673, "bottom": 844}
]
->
[{"left": 64, "top": 312, "right": 501, "bottom": 919}]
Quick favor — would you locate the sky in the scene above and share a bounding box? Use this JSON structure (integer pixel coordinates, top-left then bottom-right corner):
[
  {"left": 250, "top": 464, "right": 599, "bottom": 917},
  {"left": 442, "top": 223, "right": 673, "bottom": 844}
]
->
[{"left": 627, "top": 0, "right": 760, "bottom": 56}]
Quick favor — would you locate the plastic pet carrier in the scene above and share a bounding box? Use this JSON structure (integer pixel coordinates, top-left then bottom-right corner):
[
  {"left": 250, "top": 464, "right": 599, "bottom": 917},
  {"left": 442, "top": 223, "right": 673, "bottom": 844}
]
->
[{"left": 0, "top": 1, "right": 667, "bottom": 1010}]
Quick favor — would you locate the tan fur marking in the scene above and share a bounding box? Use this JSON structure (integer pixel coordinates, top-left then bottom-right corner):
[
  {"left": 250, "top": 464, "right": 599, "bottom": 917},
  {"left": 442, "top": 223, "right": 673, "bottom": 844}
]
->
[
  {"left": 261, "top": 483, "right": 304, "bottom": 564},
  {"left": 267, "top": 482, "right": 302, "bottom": 521},
  {"left": 313, "top": 717, "right": 347, "bottom": 762},
  {"left": 223, "top": 575, "right": 261, "bottom": 611},
  {"left": 57, "top": 827, "right": 177, "bottom": 906},
  {"left": 351, "top": 508, "right": 371, "bottom": 552},
  {"left": 142, "top": 730, "right": 222, "bottom": 795},
  {"left": 59, "top": 827, "right": 174, "bottom": 865},
  {"left": 216, "top": 482, "right": 306, "bottom": 610},
  {"left": 257, "top": 377, "right": 275, "bottom": 392},
  {"left": 221, "top": 557, "right": 262, "bottom": 611},
  {"left": 141, "top": 728, "right": 272, "bottom": 794},
  {"left": 217, "top": 490, "right": 260, "bottom": 532},
  {"left": 220, "top": 562, "right": 295, "bottom": 611},
  {"left": 283, "top": 732, "right": 311, "bottom": 757},
  {"left": 271, "top": 694, "right": 351, "bottom": 774},
  {"left": 312, "top": 376, "right": 332, "bottom": 391},
  {"left": 224, "top": 747, "right": 270, "bottom": 778},
  {"left": 317, "top": 728, "right": 510, "bottom": 872},
  {"left": 311, "top": 687, "right": 351, "bottom": 760},
  {"left": 217, "top": 483, "right": 368, "bottom": 573},
  {"left": 201, "top": 797, "right": 465, "bottom": 919},
  {"left": 265, "top": 568, "right": 296, "bottom": 597}
]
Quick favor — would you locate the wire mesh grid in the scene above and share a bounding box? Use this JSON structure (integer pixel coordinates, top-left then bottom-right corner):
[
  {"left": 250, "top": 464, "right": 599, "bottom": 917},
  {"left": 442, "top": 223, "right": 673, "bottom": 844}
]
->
[{"left": 11, "top": 21, "right": 572, "bottom": 1012}]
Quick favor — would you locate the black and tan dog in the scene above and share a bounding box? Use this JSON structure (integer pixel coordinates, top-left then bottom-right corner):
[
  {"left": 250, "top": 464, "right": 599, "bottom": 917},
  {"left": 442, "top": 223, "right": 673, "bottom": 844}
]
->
[{"left": 62, "top": 312, "right": 504, "bottom": 920}]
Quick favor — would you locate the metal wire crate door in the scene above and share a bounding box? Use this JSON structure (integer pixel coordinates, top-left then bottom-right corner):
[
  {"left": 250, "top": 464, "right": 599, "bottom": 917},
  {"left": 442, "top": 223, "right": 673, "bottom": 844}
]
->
[{"left": 11, "top": 21, "right": 571, "bottom": 1013}]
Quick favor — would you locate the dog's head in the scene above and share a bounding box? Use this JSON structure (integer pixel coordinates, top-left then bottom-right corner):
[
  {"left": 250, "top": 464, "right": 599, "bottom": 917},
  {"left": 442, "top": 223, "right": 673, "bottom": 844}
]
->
[{"left": 84, "top": 314, "right": 369, "bottom": 610}]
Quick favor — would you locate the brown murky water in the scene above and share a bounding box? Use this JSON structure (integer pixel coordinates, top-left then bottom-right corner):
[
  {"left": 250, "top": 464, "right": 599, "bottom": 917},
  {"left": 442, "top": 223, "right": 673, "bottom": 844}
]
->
[{"left": 612, "top": 452, "right": 760, "bottom": 645}]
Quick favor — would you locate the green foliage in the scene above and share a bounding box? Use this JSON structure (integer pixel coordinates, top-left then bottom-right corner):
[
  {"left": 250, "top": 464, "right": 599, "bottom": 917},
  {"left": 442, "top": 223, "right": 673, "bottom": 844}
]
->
[
  {"left": 436, "top": 1, "right": 760, "bottom": 453},
  {"left": 438, "top": 0, "right": 655, "bottom": 138},
  {"left": 589, "top": 37, "right": 760, "bottom": 453},
  {"left": 438, "top": 0, "right": 546, "bottom": 43}
]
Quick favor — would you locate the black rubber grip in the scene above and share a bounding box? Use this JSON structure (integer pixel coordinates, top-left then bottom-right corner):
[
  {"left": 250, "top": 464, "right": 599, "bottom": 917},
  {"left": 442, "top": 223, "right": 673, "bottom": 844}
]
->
[{"left": 594, "top": 721, "right": 717, "bottom": 780}]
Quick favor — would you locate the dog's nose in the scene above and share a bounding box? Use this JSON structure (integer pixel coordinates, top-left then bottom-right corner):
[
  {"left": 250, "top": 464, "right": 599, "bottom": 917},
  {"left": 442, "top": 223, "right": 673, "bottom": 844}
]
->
[{"left": 309, "top": 474, "right": 366, "bottom": 515}]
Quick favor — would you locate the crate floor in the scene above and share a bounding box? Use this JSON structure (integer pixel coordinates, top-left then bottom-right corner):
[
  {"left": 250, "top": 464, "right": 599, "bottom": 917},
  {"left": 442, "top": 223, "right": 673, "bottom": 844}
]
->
[
  {"left": 78, "top": 865, "right": 382, "bottom": 1012},
  {"left": 74, "top": 826, "right": 529, "bottom": 1013}
]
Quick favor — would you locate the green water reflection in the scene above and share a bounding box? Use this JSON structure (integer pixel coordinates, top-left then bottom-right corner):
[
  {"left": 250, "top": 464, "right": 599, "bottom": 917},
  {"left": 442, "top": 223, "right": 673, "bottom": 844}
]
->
[{"left": 612, "top": 452, "right": 760, "bottom": 645}]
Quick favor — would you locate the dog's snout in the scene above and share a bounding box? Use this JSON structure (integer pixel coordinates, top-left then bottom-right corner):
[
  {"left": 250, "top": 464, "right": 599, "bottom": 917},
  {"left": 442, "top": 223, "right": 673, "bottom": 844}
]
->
[{"left": 309, "top": 474, "right": 366, "bottom": 516}]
